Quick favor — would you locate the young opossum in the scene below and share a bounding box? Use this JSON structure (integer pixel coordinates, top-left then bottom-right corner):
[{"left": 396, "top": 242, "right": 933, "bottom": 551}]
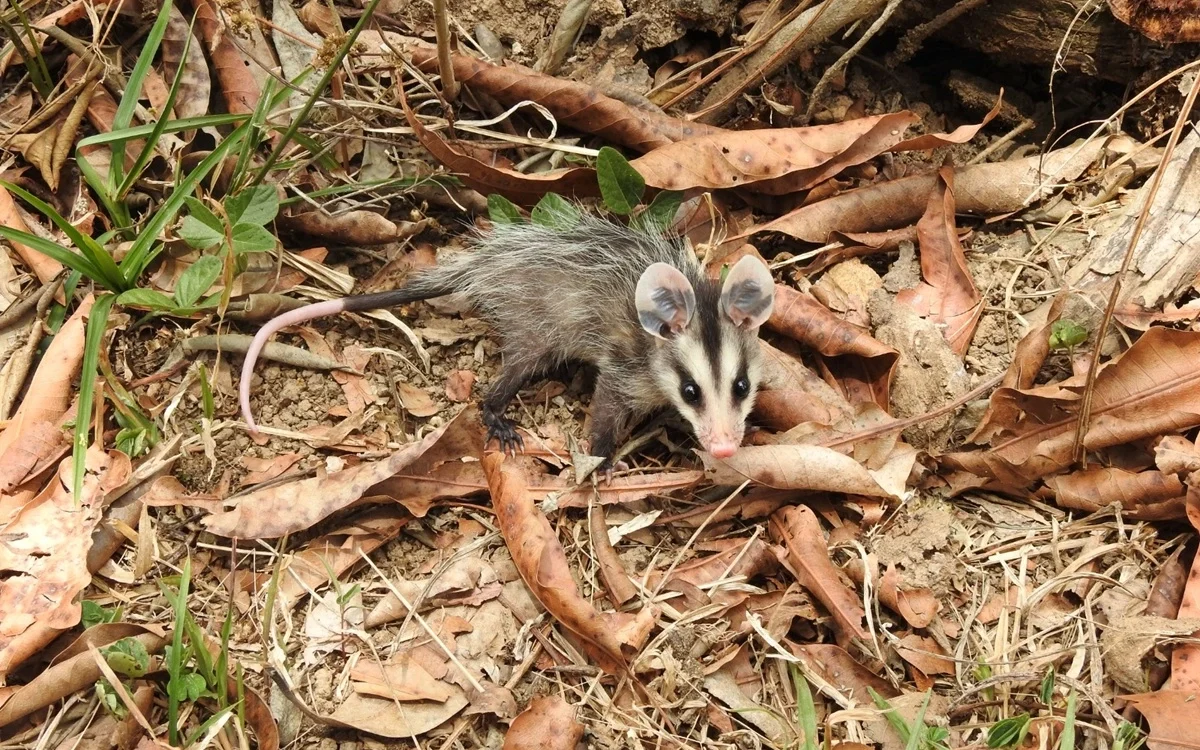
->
[{"left": 238, "top": 214, "right": 776, "bottom": 463}]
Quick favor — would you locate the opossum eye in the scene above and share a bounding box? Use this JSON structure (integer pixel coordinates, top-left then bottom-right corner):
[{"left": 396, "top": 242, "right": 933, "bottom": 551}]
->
[
  {"left": 681, "top": 382, "right": 701, "bottom": 404},
  {"left": 733, "top": 377, "right": 750, "bottom": 400}
]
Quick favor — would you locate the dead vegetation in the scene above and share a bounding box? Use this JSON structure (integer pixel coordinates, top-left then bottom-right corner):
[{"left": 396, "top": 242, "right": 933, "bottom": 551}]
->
[{"left": 1, "top": 0, "right": 1200, "bottom": 748}]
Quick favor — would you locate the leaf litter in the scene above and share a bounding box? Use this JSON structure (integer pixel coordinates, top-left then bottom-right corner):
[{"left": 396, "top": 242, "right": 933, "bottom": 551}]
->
[{"left": 0, "top": 0, "right": 1199, "bottom": 748}]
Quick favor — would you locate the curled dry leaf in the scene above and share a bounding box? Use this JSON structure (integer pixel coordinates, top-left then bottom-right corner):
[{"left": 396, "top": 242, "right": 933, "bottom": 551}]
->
[
  {"left": 894, "top": 634, "right": 954, "bottom": 676},
  {"left": 879, "top": 564, "right": 939, "bottom": 628},
  {"left": 397, "top": 382, "right": 441, "bottom": 418},
  {"left": 888, "top": 94, "right": 1001, "bottom": 151},
  {"left": 278, "top": 211, "right": 431, "bottom": 246},
  {"left": 755, "top": 139, "right": 1107, "bottom": 243},
  {"left": 945, "top": 328, "right": 1200, "bottom": 485},
  {"left": 161, "top": 3, "right": 211, "bottom": 121},
  {"left": 787, "top": 642, "right": 900, "bottom": 698},
  {"left": 755, "top": 341, "right": 856, "bottom": 432},
  {"left": 502, "top": 695, "right": 583, "bottom": 750},
  {"left": 770, "top": 505, "right": 868, "bottom": 644},
  {"left": 1156, "top": 435, "right": 1200, "bottom": 475},
  {"left": 350, "top": 653, "right": 453, "bottom": 702},
  {"left": 702, "top": 444, "right": 911, "bottom": 499},
  {"left": 193, "top": 0, "right": 262, "bottom": 114},
  {"left": 893, "top": 166, "right": 982, "bottom": 355},
  {"left": 202, "top": 412, "right": 464, "bottom": 537},
  {"left": 766, "top": 284, "right": 898, "bottom": 410},
  {"left": 630, "top": 112, "right": 918, "bottom": 194},
  {"left": 406, "top": 45, "right": 722, "bottom": 152},
  {"left": 399, "top": 85, "right": 596, "bottom": 207},
  {"left": 9, "top": 84, "right": 94, "bottom": 192},
  {"left": 1044, "top": 468, "right": 1187, "bottom": 521},
  {"left": 483, "top": 453, "right": 654, "bottom": 674},
  {"left": 589, "top": 506, "right": 638, "bottom": 607},
  {"left": 0, "top": 297, "right": 92, "bottom": 491}
]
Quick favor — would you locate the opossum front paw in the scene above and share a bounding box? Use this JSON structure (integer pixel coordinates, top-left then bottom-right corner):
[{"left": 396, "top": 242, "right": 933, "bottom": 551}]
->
[
  {"left": 596, "top": 458, "right": 630, "bottom": 485},
  {"left": 483, "top": 412, "right": 524, "bottom": 457}
]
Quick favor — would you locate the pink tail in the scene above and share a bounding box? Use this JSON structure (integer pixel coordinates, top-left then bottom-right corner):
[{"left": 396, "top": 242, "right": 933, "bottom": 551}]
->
[{"left": 239, "top": 299, "right": 347, "bottom": 431}]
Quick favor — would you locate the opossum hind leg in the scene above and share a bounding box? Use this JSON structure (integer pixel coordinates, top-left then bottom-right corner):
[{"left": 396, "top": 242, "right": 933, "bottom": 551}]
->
[{"left": 480, "top": 351, "right": 551, "bottom": 456}]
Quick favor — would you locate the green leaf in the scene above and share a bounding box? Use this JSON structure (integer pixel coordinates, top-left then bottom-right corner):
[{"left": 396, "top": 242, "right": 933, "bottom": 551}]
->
[
  {"left": 175, "top": 256, "right": 223, "bottom": 308},
  {"left": 789, "top": 664, "right": 819, "bottom": 750},
  {"left": 82, "top": 600, "right": 120, "bottom": 628},
  {"left": 1040, "top": 667, "right": 1055, "bottom": 704},
  {"left": 179, "top": 212, "right": 225, "bottom": 250},
  {"left": 117, "top": 288, "right": 175, "bottom": 310},
  {"left": 531, "top": 193, "right": 579, "bottom": 229},
  {"left": 230, "top": 223, "right": 277, "bottom": 254},
  {"left": 1049, "top": 319, "right": 1088, "bottom": 350},
  {"left": 225, "top": 185, "right": 279, "bottom": 226},
  {"left": 987, "top": 714, "right": 1031, "bottom": 748},
  {"left": 1059, "top": 689, "right": 1076, "bottom": 750},
  {"left": 74, "top": 293, "right": 117, "bottom": 502},
  {"left": 631, "top": 190, "right": 683, "bottom": 234},
  {"left": 487, "top": 193, "right": 523, "bottom": 224},
  {"left": 102, "top": 637, "right": 150, "bottom": 678},
  {"left": 78, "top": 114, "right": 245, "bottom": 148},
  {"left": 183, "top": 671, "right": 207, "bottom": 701},
  {"left": 111, "top": 0, "right": 175, "bottom": 184},
  {"left": 596, "top": 146, "right": 645, "bottom": 215}
]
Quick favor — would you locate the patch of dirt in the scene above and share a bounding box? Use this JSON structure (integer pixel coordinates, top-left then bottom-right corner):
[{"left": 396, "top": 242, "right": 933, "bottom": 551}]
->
[{"left": 869, "top": 499, "right": 963, "bottom": 595}]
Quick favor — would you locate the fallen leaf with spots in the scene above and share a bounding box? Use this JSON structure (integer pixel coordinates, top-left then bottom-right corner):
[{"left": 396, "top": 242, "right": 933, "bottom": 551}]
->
[
  {"left": 502, "top": 695, "right": 583, "bottom": 750},
  {"left": 445, "top": 370, "right": 476, "bottom": 402},
  {"left": 1121, "top": 690, "right": 1200, "bottom": 750},
  {"left": 483, "top": 453, "right": 654, "bottom": 674},
  {"left": 701, "top": 444, "right": 912, "bottom": 499},
  {"left": 770, "top": 505, "right": 869, "bottom": 645},
  {"left": 629, "top": 111, "right": 918, "bottom": 194}
]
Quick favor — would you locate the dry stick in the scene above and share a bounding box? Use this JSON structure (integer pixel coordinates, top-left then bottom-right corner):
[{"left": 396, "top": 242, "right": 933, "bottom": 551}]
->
[
  {"left": 432, "top": 0, "right": 458, "bottom": 103},
  {"left": 803, "top": 0, "right": 903, "bottom": 122},
  {"left": 885, "top": 0, "right": 992, "bottom": 67},
  {"left": 1070, "top": 72, "right": 1200, "bottom": 465},
  {"left": 0, "top": 275, "right": 61, "bottom": 330}
]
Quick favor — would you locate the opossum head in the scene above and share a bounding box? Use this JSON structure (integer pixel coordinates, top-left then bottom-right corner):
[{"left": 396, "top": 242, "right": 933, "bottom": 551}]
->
[{"left": 635, "top": 255, "right": 775, "bottom": 459}]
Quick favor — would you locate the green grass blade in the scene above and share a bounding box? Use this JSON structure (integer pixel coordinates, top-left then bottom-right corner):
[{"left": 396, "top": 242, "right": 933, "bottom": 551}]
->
[
  {"left": 905, "top": 691, "right": 930, "bottom": 750},
  {"left": 231, "top": 76, "right": 279, "bottom": 189},
  {"left": 76, "top": 149, "right": 131, "bottom": 229},
  {"left": 78, "top": 114, "right": 246, "bottom": 149},
  {"left": 2, "top": 4, "right": 53, "bottom": 98},
  {"left": 117, "top": 9, "right": 194, "bottom": 199},
  {"left": 110, "top": 0, "right": 176, "bottom": 185},
  {"left": 124, "top": 120, "right": 252, "bottom": 270},
  {"left": 250, "top": 0, "right": 387, "bottom": 187},
  {"left": 1, "top": 181, "right": 126, "bottom": 289},
  {"left": 0, "top": 225, "right": 105, "bottom": 282},
  {"left": 790, "top": 664, "right": 819, "bottom": 750},
  {"left": 1058, "top": 689, "right": 1076, "bottom": 750},
  {"left": 73, "top": 293, "right": 117, "bottom": 501},
  {"left": 166, "top": 556, "right": 192, "bottom": 747}
]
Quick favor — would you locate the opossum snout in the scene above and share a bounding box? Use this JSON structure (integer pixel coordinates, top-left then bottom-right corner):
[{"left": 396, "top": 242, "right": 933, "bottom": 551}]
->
[{"left": 707, "top": 440, "right": 739, "bottom": 459}]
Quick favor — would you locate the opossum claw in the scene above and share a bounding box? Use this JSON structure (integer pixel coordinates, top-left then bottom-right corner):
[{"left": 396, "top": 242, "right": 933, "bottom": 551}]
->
[{"left": 484, "top": 413, "right": 524, "bottom": 457}]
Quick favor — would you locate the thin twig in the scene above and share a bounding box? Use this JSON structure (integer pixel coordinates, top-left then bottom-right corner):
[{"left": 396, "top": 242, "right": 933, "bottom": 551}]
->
[
  {"left": 432, "top": 0, "right": 459, "bottom": 103},
  {"left": 1070, "top": 72, "right": 1200, "bottom": 465}
]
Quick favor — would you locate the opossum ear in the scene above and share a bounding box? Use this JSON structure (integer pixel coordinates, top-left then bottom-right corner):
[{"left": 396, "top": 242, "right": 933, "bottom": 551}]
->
[
  {"left": 636, "top": 262, "right": 696, "bottom": 338},
  {"left": 720, "top": 255, "right": 775, "bottom": 329}
]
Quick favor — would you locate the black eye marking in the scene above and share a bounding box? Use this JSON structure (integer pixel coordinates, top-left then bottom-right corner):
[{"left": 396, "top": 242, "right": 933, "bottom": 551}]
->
[
  {"left": 733, "top": 377, "right": 750, "bottom": 400},
  {"left": 681, "top": 381, "right": 701, "bottom": 404}
]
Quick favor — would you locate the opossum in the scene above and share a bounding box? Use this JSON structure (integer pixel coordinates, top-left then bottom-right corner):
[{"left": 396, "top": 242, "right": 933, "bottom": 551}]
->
[{"left": 238, "top": 213, "right": 776, "bottom": 464}]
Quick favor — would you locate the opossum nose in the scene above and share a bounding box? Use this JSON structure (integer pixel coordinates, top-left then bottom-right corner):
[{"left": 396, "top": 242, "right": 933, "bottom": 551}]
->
[{"left": 709, "top": 441, "right": 738, "bottom": 459}]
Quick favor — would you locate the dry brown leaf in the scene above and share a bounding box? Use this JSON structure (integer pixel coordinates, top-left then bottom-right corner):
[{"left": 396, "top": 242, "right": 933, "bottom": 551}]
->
[
  {"left": 787, "top": 641, "right": 899, "bottom": 698},
  {"left": 0, "top": 185, "right": 64, "bottom": 284},
  {"left": 702, "top": 444, "right": 911, "bottom": 498},
  {"left": 9, "top": 83, "right": 94, "bottom": 191},
  {"left": 767, "top": 284, "right": 898, "bottom": 411},
  {"left": 396, "top": 382, "right": 440, "bottom": 418},
  {"left": 331, "top": 687, "right": 468, "bottom": 738},
  {"left": 193, "top": 0, "right": 262, "bottom": 114},
  {"left": 1121, "top": 690, "right": 1200, "bottom": 749},
  {"left": 1156, "top": 435, "right": 1200, "bottom": 475},
  {"left": 895, "top": 634, "right": 954, "bottom": 676},
  {"left": 400, "top": 87, "right": 597, "bottom": 206},
  {"left": 889, "top": 95, "right": 1001, "bottom": 151},
  {"left": 278, "top": 210, "right": 430, "bottom": 245},
  {"left": 202, "top": 412, "right": 465, "bottom": 537},
  {"left": 406, "top": 45, "right": 722, "bottom": 152},
  {"left": 139, "top": 476, "right": 225, "bottom": 513},
  {"left": 1171, "top": 536, "right": 1200, "bottom": 692},
  {"left": 484, "top": 453, "right": 654, "bottom": 674},
  {"left": 879, "top": 564, "right": 939, "bottom": 628},
  {"left": 241, "top": 453, "right": 304, "bottom": 485},
  {"left": 968, "top": 294, "right": 1067, "bottom": 444},
  {"left": 945, "top": 328, "right": 1200, "bottom": 485},
  {"left": 589, "top": 506, "right": 638, "bottom": 607},
  {"left": 445, "top": 370, "right": 476, "bottom": 403},
  {"left": 502, "top": 695, "right": 583, "bottom": 750},
  {"left": 1044, "top": 468, "right": 1187, "bottom": 521},
  {"left": 364, "top": 556, "right": 500, "bottom": 628},
  {"left": 0, "top": 297, "right": 92, "bottom": 483},
  {"left": 893, "top": 166, "right": 982, "bottom": 355},
  {"left": 351, "top": 653, "right": 453, "bottom": 702},
  {"left": 297, "top": 0, "right": 342, "bottom": 36},
  {"left": 0, "top": 449, "right": 132, "bottom": 679},
  {"left": 770, "top": 506, "right": 868, "bottom": 644},
  {"left": 161, "top": 3, "right": 211, "bottom": 122},
  {"left": 755, "top": 139, "right": 1106, "bottom": 243},
  {"left": 755, "top": 341, "right": 856, "bottom": 431}
]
